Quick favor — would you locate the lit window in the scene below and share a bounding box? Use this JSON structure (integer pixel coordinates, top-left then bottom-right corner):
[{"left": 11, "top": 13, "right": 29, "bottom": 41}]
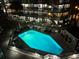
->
[
  {"left": 64, "top": 4, "right": 70, "bottom": 8},
  {"left": 54, "top": 13, "right": 62, "bottom": 17},
  {"left": 48, "top": 5, "right": 52, "bottom": 8},
  {"left": 75, "top": 6, "right": 78, "bottom": 9},
  {"left": 78, "top": 8, "right": 79, "bottom": 10},
  {"left": 34, "top": 4, "right": 38, "bottom": 7},
  {"left": 59, "top": 20, "right": 63, "bottom": 23},
  {"left": 54, "top": 20, "right": 58, "bottom": 24},
  {"left": 58, "top": 5, "right": 64, "bottom": 9},
  {"left": 38, "top": 4, "right": 42, "bottom": 8},
  {"left": 63, "top": 12, "right": 69, "bottom": 16},
  {"left": 48, "top": 13, "right": 52, "bottom": 16},
  {"left": 58, "top": 25, "right": 62, "bottom": 27},
  {"left": 6, "top": 3, "right": 11, "bottom": 6},
  {"left": 22, "top": 4, "right": 28, "bottom": 7},
  {"left": 44, "top": 4, "right": 47, "bottom": 7},
  {"left": 65, "top": 23, "right": 67, "bottom": 25},
  {"left": 59, "top": 0, "right": 63, "bottom": 3}
]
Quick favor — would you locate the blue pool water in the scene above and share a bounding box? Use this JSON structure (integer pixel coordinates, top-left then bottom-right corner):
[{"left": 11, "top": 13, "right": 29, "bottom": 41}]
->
[{"left": 18, "top": 30, "right": 63, "bottom": 55}]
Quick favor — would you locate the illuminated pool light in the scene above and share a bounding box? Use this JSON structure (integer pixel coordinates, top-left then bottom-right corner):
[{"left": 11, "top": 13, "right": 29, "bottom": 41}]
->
[{"left": 18, "top": 30, "right": 63, "bottom": 55}]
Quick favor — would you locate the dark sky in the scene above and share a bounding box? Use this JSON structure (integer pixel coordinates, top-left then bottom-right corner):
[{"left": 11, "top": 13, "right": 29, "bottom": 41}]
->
[{"left": 71, "top": 0, "right": 79, "bottom": 3}]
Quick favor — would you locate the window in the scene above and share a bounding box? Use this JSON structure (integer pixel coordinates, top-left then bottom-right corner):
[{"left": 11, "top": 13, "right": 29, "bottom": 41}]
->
[
  {"left": 59, "top": 0, "right": 70, "bottom": 3},
  {"left": 64, "top": 4, "right": 70, "bottom": 8},
  {"left": 58, "top": 5, "right": 64, "bottom": 9}
]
